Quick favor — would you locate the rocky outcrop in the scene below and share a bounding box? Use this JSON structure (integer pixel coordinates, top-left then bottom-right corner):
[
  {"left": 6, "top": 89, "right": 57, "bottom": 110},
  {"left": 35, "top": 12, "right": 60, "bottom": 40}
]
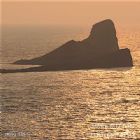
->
[{"left": 1, "top": 19, "right": 133, "bottom": 73}]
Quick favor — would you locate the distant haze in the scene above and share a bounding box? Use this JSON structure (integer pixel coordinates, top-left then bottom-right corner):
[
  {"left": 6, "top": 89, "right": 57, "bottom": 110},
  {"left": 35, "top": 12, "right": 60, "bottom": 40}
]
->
[{"left": 1, "top": 1, "right": 140, "bottom": 27}]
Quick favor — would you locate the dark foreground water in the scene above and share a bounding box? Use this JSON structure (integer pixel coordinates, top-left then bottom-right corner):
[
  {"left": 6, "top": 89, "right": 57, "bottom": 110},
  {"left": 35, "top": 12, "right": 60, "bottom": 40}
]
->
[{"left": 0, "top": 26, "right": 140, "bottom": 139}]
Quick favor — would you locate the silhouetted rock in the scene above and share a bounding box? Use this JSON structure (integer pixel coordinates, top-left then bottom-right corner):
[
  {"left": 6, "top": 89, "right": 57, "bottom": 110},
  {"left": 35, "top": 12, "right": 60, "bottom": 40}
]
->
[{"left": 1, "top": 19, "right": 133, "bottom": 73}]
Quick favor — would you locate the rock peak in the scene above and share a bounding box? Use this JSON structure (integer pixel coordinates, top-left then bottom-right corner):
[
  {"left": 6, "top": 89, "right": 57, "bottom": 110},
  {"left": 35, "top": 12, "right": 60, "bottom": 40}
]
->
[
  {"left": 86, "top": 19, "right": 119, "bottom": 54},
  {"left": 90, "top": 19, "right": 115, "bottom": 37}
]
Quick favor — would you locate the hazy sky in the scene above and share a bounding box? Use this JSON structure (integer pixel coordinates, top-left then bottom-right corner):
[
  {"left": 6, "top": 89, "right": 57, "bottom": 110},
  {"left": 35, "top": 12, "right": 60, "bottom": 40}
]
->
[
  {"left": 3, "top": 0, "right": 140, "bottom": 1},
  {"left": 2, "top": 1, "right": 140, "bottom": 27}
]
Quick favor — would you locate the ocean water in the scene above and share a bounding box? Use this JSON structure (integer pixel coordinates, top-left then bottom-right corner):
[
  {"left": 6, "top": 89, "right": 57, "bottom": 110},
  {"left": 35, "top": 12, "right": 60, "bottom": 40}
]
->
[{"left": 0, "top": 26, "right": 140, "bottom": 140}]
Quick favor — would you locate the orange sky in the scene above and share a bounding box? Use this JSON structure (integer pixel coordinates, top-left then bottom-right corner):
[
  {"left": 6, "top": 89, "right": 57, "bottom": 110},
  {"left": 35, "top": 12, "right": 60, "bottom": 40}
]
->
[
  {"left": 1, "top": 1, "right": 140, "bottom": 27},
  {"left": 3, "top": 0, "right": 140, "bottom": 1}
]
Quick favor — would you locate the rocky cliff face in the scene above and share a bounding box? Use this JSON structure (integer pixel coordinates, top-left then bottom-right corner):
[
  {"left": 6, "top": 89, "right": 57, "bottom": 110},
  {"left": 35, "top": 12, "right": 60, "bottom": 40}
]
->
[{"left": 84, "top": 19, "right": 119, "bottom": 54}]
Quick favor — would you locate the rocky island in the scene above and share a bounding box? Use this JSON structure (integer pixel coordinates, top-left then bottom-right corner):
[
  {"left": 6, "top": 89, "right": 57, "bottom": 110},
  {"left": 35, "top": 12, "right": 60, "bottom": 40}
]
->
[{"left": 1, "top": 19, "right": 133, "bottom": 73}]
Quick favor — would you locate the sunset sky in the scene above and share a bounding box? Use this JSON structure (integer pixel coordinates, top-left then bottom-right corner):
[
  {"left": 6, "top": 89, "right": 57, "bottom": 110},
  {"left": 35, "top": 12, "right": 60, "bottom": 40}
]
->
[
  {"left": 1, "top": 1, "right": 140, "bottom": 27},
  {"left": 3, "top": 0, "right": 140, "bottom": 1}
]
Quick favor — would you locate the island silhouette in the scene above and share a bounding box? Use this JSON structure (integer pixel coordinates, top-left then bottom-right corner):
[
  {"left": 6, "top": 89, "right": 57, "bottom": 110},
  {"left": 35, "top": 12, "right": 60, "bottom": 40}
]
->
[{"left": 1, "top": 19, "right": 133, "bottom": 73}]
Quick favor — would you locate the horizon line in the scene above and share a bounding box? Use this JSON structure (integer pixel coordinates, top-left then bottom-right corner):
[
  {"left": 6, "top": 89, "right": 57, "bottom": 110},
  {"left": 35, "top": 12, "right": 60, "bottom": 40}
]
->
[{"left": 2, "top": 0, "right": 140, "bottom": 2}]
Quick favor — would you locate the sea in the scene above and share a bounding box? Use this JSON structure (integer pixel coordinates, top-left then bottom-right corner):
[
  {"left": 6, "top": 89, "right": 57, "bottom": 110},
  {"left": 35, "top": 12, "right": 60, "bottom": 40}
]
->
[{"left": 0, "top": 25, "right": 140, "bottom": 140}]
